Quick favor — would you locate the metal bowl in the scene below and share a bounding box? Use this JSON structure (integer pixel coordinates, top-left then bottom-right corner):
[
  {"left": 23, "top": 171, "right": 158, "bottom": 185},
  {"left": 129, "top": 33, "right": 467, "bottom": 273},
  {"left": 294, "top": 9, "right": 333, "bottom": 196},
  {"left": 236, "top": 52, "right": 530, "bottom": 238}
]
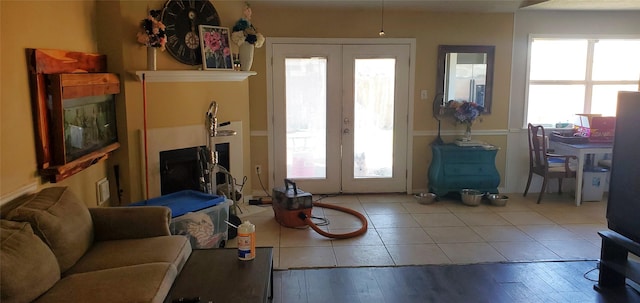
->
[
  {"left": 414, "top": 193, "right": 437, "bottom": 205},
  {"left": 487, "top": 194, "right": 509, "bottom": 206},
  {"left": 460, "top": 189, "right": 483, "bottom": 206}
]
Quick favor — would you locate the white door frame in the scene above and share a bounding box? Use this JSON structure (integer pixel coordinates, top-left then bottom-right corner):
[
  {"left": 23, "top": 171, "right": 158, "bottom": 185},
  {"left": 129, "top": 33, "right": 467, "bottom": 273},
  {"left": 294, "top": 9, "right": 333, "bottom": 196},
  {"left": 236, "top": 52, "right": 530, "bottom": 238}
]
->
[{"left": 266, "top": 38, "right": 416, "bottom": 194}]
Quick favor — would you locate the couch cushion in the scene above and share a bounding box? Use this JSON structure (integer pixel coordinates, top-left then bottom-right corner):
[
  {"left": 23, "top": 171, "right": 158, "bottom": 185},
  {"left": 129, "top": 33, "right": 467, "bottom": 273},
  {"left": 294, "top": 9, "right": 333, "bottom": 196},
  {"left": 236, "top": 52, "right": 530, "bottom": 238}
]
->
[
  {"left": 0, "top": 220, "right": 61, "bottom": 303},
  {"left": 65, "top": 235, "right": 192, "bottom": 276},
  {"left": 5, "top": 187, "right": 94, "bottom": 273},
  {"left": 34, "top": 263, "right": 177, "bottom": 303},
  {"left": 0, "top": 192, "right": 36, "bottom": 219}
]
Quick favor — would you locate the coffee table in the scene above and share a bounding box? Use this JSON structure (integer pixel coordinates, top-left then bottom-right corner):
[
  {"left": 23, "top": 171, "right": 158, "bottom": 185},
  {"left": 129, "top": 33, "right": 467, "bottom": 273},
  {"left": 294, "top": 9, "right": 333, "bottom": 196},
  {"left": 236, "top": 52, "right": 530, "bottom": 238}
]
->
[{"left": 164, "top": 247, "right": 273, "bottom": 303}]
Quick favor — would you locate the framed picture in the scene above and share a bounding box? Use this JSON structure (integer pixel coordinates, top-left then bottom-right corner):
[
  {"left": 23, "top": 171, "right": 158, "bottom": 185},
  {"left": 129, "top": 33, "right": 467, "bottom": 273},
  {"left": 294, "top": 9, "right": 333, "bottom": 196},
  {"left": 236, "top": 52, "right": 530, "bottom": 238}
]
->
[{"left": 198, "top": 25, "right": 233, "bottom": 70}]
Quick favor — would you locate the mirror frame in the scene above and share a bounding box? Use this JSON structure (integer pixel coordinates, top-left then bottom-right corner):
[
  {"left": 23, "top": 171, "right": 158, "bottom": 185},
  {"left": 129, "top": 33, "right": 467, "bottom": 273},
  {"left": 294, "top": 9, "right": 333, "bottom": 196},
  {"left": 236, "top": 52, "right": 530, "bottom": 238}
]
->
[{"left": 435, "top": 45, "right": 495, "bottom": 114}]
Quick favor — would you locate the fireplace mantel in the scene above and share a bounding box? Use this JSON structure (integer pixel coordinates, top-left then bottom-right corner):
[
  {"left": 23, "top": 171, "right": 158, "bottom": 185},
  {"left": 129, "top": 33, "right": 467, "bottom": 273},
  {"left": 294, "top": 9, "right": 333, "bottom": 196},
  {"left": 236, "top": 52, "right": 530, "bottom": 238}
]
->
[{"left": 130, "top": 70, "right": 256, "bottom": 82}]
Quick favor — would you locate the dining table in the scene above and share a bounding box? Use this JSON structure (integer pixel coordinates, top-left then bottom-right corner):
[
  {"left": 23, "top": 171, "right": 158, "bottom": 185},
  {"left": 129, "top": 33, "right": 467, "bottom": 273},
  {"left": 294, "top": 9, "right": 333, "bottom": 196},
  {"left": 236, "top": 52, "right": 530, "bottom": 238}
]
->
[{"left": 549, "top": 140, "right": 614, "bottom": 206}]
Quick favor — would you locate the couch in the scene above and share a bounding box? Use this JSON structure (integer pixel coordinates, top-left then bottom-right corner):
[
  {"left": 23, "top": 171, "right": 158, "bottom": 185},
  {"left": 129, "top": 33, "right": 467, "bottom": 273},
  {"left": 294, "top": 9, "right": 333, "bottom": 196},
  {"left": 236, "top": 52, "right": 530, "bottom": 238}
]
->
[{"left": 0, "top": 187, "right": 192, "bottom": 303}]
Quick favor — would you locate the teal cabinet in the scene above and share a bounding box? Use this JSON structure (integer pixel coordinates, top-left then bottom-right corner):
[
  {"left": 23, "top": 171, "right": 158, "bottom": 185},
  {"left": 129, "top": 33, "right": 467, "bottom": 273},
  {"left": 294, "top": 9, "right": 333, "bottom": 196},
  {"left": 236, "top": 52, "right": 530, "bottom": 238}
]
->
[{"left": 428, "top": 144, "right": 500, "bottom": 196}]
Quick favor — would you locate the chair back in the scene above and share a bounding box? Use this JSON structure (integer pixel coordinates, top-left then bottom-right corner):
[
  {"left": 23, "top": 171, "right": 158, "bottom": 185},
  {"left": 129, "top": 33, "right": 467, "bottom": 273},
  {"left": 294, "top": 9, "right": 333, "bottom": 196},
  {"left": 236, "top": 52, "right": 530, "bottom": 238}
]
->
[{"left": 527, "top": 123, "right": 549, "bottom": 169}]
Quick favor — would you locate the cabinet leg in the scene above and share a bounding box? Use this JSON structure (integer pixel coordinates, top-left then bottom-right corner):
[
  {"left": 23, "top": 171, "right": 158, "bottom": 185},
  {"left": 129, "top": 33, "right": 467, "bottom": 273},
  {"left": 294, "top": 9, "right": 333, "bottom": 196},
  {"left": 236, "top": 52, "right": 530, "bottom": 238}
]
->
[{"left": 597, "top": 237, "right": 629, "bottom": 289}]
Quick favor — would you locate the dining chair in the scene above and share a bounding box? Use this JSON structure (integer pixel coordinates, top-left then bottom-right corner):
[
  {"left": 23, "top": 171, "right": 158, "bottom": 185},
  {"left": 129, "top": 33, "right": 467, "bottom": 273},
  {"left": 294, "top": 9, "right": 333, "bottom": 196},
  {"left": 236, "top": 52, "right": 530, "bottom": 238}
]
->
[{"left": 523, "top": 123, "right": 578, "bottom": 203}]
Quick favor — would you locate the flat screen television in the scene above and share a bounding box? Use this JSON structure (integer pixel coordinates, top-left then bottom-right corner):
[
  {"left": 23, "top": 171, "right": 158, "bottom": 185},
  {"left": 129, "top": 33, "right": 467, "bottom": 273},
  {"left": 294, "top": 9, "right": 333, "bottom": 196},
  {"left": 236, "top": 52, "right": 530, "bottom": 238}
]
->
[{"left": 606, "top": 91, "right": 640, "bottom": 244}]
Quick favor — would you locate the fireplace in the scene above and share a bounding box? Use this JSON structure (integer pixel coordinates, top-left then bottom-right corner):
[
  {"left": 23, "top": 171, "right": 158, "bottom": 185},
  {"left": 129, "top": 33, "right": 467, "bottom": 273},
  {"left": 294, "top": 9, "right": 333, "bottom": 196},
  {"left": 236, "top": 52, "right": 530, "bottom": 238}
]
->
[
  {"left": 143, "top": 121, "right": 243, "bottom": 199},
  {"left": 159, "top": 143, "right": 230, "bottom": 195}
]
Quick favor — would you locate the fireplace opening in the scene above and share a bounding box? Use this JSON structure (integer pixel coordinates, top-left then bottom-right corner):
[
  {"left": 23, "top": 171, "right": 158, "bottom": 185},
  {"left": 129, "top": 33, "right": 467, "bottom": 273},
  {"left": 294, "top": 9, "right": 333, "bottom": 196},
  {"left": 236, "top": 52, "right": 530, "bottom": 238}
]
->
[{"left": 160, "top": 143, "right": 230, "bottom": 195}]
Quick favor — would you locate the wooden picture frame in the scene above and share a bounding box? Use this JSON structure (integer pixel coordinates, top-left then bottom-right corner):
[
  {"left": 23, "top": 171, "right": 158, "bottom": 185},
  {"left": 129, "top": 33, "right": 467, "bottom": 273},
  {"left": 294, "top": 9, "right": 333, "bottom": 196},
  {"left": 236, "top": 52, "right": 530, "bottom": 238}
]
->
[{"left": 198, "top": 25, "right": 233, "bottom": 70}]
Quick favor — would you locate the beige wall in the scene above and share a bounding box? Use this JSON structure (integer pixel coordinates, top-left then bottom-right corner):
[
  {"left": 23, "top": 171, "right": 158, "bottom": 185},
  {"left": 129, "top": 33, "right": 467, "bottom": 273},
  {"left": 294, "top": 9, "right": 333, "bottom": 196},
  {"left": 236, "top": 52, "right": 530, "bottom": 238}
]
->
[
  {"left": 248, "top": 6, "right": 513, "bottom": 131},
  {"left": 0, "top": 0, "right": 109, "bottom": 205},
  {"left": 1, "top": 1, "right": 515, "bottom": 204},
  {"left": 247, "top": 5, "right": 514, "bottom": 193},
  {"left": 2, "top": 2, "right": 637, "bottom": 205},
  {"left": 1, "top": 0, "right": 251, "bottom": 205},
  {"left": 98, "top": 1, "right": 251, "bottom": 203}
]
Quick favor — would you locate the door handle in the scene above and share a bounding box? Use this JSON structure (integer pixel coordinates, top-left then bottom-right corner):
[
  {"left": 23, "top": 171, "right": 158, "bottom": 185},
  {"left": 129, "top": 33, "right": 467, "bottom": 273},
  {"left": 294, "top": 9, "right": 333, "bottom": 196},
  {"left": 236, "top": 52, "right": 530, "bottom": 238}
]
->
[{"left": 343, "top": 128, "right": 350, "bottom": 134}]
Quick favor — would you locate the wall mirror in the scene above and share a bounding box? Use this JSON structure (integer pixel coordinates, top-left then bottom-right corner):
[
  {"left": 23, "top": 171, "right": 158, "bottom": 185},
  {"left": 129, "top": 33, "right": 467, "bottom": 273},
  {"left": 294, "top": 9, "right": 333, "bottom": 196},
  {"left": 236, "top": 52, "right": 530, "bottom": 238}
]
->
[{"left": 435, "top": 45, "right": 495, "bottom": 114}]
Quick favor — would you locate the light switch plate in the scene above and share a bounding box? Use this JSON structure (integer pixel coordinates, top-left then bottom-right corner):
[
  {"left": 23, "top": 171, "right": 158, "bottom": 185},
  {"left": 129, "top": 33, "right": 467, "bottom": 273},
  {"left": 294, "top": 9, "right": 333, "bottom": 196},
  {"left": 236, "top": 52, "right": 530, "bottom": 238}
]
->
[
  {"left": 96, "top": 178, "right": 110, "bottom": 205},
  {"left": 420, "top": 90, "right": 428, "bottom": 100}
]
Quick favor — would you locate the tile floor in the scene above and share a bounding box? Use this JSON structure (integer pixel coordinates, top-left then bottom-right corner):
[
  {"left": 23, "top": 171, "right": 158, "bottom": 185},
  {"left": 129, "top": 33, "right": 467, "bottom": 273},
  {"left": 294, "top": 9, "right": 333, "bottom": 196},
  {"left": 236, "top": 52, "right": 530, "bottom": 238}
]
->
[{"left": 227, "top": 192, "right": 611, "bottom": 270}]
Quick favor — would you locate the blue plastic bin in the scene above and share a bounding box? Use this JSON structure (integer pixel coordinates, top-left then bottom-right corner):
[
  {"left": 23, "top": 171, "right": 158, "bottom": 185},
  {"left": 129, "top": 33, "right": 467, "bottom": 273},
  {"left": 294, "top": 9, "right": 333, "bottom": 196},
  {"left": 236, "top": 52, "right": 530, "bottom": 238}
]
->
[{"left": 130, "top": 190, "right": 229, "bottom": 248}]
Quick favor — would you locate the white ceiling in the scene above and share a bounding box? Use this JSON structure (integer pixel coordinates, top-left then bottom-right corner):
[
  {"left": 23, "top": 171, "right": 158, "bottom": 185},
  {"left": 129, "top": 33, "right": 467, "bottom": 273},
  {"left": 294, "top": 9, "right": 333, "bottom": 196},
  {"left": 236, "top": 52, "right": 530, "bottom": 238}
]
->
[{"left": 250, "top": 0, "right": 640, "bottom": 13}]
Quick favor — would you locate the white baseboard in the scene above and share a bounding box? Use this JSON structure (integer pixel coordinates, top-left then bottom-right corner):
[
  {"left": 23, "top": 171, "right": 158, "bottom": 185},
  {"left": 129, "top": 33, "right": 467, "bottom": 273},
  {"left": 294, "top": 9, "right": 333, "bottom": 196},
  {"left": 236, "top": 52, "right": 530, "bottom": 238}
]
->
[{"left": 0, "top": 182, "right": 38, "bottom": 205}]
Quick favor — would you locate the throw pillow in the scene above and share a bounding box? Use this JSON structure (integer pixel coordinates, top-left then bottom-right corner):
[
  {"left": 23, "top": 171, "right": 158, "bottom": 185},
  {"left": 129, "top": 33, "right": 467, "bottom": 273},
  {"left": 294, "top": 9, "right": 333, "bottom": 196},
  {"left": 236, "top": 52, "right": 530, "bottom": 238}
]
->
[
  {"left": 0, "top": 220, "right": 60, "bottom": 303},
  {"left": 6, "top": 187, "right": 94, "bottom": 273}
]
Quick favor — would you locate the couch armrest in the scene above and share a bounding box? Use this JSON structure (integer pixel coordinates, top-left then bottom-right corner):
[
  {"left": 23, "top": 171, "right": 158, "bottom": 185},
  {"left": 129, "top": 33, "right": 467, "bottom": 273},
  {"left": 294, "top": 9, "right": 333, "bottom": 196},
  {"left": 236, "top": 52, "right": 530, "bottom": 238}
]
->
[{"left": 89, "top": 206, "right": 172, "bottom": 241}]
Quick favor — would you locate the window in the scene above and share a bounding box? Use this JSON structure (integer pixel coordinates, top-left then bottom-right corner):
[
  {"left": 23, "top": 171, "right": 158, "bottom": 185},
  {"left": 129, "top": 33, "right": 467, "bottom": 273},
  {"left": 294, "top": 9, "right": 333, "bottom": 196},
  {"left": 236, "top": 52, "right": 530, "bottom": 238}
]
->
[{"left": 526, "top": 37, "right": 640, "bottom": 127}]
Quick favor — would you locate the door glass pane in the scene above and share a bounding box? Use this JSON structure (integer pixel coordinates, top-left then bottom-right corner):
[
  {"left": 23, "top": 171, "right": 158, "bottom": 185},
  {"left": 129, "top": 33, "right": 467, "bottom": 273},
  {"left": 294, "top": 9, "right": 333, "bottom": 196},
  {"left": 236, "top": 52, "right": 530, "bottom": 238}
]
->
[
  {"left": 285, "top": 57, "right": 327, "bottom": 179},
  {"left": 527, "top": 84, "right": 585, "bottom": 126},
  {"left": 592, "top": 40, "right": 640, "bottom": 81},
  {"left": 592, "top": 85, "right": 638, "bottom": 116},
  {"left": 353, "top": 58, "right": 395, "bottom": 178},
  {"left": 530, "top": 39, "right": 587, "bottom": 81}
]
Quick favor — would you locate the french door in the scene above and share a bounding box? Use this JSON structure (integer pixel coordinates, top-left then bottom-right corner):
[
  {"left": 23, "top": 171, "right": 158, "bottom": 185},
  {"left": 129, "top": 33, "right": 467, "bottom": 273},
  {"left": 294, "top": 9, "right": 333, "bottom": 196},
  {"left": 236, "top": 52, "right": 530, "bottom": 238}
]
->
[{"left": 270, "top": 41, "right": 410, "bottom": 194}]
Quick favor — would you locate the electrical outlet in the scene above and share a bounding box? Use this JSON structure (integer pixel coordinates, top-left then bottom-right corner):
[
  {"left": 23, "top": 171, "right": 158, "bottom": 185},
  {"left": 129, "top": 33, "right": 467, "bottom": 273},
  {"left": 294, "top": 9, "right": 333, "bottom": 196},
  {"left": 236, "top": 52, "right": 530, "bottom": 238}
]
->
[
  {"left": 96, "top": 178, "right": 110, "bottom": 205},
  {"left": 255, "top": 165, "right": 262, "bottom": 175}
]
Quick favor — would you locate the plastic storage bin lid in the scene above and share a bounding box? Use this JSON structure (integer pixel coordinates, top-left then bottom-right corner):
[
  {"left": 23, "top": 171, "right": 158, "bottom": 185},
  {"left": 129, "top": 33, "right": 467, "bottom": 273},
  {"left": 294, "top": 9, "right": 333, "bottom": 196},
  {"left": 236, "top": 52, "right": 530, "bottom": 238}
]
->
[{"left": 129, "top": 190, "right": 226, "bottom": 218}]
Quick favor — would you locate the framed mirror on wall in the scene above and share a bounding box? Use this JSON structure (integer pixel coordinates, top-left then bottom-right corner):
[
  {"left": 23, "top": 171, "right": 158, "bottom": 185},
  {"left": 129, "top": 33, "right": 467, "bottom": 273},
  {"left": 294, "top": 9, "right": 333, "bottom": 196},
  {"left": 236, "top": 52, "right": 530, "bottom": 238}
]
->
[{"left": 435, "top": 45, "right": 495, "bottom": 114}]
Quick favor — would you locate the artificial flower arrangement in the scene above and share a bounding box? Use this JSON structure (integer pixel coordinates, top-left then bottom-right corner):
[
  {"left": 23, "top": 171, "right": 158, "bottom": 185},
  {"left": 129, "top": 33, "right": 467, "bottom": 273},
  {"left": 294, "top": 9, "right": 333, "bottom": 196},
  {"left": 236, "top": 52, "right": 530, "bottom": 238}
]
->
[
  {"left": 231, "top": 3, "right": 265, "bottom": 48},
  {"left": 448, "top": 100, "right": 484, "bottom": 130},
  {"left": 136, "top": 10, "right": 166, "bottom": 51}
]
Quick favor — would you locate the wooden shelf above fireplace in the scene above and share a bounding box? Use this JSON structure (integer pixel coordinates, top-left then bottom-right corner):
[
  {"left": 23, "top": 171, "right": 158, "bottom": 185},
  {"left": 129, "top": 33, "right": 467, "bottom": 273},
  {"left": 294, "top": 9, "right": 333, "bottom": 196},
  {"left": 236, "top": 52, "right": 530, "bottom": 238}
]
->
[{"left": 130, "top": 70, "right": 256, "bottom": 83}]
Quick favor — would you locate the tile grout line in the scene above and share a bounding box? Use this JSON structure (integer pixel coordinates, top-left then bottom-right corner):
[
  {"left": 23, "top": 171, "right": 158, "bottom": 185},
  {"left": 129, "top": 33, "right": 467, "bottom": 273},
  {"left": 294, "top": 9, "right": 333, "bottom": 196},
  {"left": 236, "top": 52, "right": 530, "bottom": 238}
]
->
[{"left": 261, "top": 193, "right": 606, "bottom": 269}]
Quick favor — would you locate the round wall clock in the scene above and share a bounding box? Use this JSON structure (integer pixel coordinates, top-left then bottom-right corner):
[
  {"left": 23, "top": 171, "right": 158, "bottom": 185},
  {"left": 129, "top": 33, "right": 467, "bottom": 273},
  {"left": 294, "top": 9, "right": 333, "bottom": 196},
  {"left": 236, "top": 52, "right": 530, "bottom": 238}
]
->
[{"left": 161, "top": 0, "right": 221, "bottom": 66}]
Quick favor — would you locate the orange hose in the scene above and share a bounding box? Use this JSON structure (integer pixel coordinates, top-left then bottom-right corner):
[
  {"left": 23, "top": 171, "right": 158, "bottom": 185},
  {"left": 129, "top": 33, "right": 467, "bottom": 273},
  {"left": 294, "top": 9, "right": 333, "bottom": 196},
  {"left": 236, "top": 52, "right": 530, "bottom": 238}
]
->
[{"left": 301, "top": 202, "right": 368, "bottom": 239}]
